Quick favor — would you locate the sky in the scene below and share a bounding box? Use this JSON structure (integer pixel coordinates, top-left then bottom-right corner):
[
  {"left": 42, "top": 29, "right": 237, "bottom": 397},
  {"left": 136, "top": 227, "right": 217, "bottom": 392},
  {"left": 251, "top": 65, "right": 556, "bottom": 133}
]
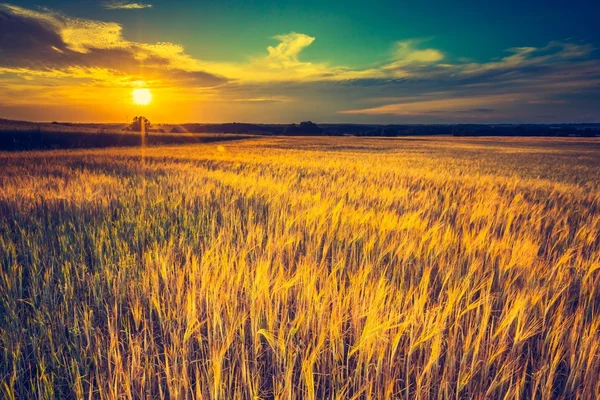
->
[{"left": 1, "top": 0, "right": 599, "bottom": 123}]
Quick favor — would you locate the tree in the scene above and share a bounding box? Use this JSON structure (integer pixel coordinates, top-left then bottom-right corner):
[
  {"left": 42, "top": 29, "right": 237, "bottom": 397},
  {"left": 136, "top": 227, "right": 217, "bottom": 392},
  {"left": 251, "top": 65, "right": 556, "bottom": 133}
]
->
[
  {"left": 298, "top": 121, "right": 323, "bottom": 135},
  {"left": 283, "top": 123, "right": 297, "bottom": 135},
  {"left": 128, "top": 116, "right": 151, "bottom": 134},
  {"left": 283, "top": 121, "right": 323, "bottom": 135}
]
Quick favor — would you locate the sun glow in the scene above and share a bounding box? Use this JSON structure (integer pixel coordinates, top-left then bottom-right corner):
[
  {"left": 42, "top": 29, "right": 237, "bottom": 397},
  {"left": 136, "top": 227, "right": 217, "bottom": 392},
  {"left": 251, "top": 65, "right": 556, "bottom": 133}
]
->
[{"left": 132, "top": 88, "right": 153, "bottom": 105}]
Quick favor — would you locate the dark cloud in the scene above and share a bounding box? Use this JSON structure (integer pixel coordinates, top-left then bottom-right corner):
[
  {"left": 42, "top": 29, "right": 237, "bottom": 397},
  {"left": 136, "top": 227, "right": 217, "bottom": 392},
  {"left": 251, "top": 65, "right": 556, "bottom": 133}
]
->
[
  {"left": 162, "top": 69, "right": 228, "bottom": 88},
  {"left": 0, "top": 5, "right": 227, "bottom": 88},
  {"left": 0, "top": 8, "right": 66, "bottom": 67},
  {"left": 424, "top": 108, "right": 497, "bottom": 114}
]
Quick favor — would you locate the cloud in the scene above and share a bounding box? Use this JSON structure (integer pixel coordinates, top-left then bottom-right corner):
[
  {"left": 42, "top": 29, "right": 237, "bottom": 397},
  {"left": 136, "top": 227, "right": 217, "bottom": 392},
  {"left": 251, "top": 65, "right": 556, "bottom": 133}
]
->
[
  {"left": 0, "top": 5, "right": 350, "bottom": 85},
  {"left": 266, "top": 33, "right": 315, "bottom": 64},
  {"left": 0, "top": 4, "right": 226, "bottom": 87},
  {"left": 1, "top": 3, "right": 599, "bottom": 122},
  {"left": 340, "top": 94, "right": 517, "bottom": 116},
  {"left": 2, "top": 4, "right": 137, "bottom": 54},
  {"left": 455, "top": 108, "right": 496, "bottom": 113},
  {"left": 0, "top": 6, "right": 450, "bottom": 85},
  {"left": 389, "top": 39, "right": 444, "bottom": 65},
  {"left": 338, "top": 40, "right": 600, "bottom": 120},
  {"left": 195, "top": 34, "right": 445, "bottom": 83},
  {"left": 231, "top": 98, "right": 288, "bottom": 103},
  {"left": 103, "top": 2, "right": 153, "bottom": 10},
  {"left": 459, "top": 41, "right": 594, "bottom": 75}
]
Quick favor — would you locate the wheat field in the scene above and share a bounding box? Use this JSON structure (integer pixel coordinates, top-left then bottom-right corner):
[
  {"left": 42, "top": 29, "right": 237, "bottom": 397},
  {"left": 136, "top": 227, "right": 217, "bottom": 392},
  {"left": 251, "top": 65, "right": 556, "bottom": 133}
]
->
[{"left": 1, "top": 136, "right": 599, "bottom": 399}]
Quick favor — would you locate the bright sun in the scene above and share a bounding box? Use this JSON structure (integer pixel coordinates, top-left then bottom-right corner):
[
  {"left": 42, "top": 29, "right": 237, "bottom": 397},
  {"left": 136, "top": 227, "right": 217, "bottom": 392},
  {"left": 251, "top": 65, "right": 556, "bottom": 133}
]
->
[{"left": 132, "top": 88, "right": 152, "bottom": 105}]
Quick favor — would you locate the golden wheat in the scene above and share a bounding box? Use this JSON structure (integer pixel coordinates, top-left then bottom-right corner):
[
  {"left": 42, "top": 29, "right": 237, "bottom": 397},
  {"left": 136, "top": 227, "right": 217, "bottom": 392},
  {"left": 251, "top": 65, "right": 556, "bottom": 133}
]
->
[{"left": 0, "top": 136, "right": 599, "bottom": 399}]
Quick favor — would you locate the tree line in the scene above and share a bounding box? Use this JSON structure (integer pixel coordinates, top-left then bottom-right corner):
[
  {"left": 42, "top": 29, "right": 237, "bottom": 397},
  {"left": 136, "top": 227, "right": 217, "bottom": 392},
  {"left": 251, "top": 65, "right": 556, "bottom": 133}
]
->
[{"left": 129, "top": 117, "right": 600, "bottom": 137}]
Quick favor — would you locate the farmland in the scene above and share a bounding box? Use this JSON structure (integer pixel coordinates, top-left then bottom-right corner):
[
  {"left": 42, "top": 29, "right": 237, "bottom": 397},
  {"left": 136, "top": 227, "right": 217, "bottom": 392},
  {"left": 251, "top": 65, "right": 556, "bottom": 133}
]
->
[{"left": 1, "top": 136, "right": 599, "bottom": 398}]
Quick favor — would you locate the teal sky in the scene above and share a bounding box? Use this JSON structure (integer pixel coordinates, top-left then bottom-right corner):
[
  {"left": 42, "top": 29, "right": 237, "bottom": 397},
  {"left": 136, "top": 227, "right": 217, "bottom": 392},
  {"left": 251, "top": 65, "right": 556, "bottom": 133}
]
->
[
  {"left": 25, "top": 0, "right": 600, "bottom": 65},
  {"left": 1, "top": 0, "right": 600, "bottom": 122}
]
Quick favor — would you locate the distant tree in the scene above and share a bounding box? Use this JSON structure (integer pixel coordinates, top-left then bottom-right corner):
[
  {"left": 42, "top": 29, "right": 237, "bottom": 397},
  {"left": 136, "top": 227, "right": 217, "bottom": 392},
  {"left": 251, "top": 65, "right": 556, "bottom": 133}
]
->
[
  {"left": 128, "top": 116, "right": 151, "bottom": 135},
  {"left": 284, "top": 121, "right": 323, "bottom": 135},
  {"left": 579, "top": 129, "right": 596, "bottom": 137},
  {"left": 382, "top": 127, "right": 398, "bottom": 136},
  {"left": 298, "top": 121, "right": 323, "bottom": 135},
  {"left": 283, "top": 123, "right": 298, "bottom": 135}
]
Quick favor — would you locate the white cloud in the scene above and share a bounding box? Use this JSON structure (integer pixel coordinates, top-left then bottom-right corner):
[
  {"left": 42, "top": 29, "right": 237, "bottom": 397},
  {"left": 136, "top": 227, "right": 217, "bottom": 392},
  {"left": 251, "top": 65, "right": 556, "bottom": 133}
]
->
[
  {"left": 266, "top": 33, "right": 315, "bottom": 64},
  {"left": 103, "top": 2, "right": 153, "bottom": 10},
  {"left": 391, "top": 40, "right": 444, "bottom": 64}
]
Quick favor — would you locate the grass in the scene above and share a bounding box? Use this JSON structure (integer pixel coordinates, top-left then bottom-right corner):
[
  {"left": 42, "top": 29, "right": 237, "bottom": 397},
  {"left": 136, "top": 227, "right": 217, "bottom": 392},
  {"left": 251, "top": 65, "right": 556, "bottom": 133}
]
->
[{"left": 0, "top": 136, "right": 599, "bottom": 398}]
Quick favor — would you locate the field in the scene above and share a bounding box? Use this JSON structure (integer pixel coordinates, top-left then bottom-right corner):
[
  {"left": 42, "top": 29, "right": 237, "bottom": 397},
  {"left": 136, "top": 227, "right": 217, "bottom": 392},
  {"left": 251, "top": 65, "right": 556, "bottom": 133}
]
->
[
  {"left": 0, "top": 120, "right": 253, "bottom": 151},
  {"left": 1, "top": 136, "right": 599, "bottom": 398}
]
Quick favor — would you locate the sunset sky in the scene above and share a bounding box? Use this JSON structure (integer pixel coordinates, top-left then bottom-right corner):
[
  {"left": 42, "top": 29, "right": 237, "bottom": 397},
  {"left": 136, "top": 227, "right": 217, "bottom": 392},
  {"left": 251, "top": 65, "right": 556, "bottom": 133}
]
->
[{"left": 1, "top": 0, "right": 599, "bottom": 123}]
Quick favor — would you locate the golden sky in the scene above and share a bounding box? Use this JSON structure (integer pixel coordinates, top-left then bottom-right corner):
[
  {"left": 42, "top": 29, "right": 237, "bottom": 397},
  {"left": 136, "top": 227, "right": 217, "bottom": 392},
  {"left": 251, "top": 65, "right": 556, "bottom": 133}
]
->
[{"left": 1, "top": 2, "right": 599, "bottom": 123}]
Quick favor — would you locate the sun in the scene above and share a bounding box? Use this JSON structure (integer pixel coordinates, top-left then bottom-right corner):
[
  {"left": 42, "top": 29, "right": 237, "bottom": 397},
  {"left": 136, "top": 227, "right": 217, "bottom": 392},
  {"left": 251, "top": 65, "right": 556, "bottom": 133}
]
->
[{"left": 132, "top": 88, "right": 152, "bottom": 105}]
